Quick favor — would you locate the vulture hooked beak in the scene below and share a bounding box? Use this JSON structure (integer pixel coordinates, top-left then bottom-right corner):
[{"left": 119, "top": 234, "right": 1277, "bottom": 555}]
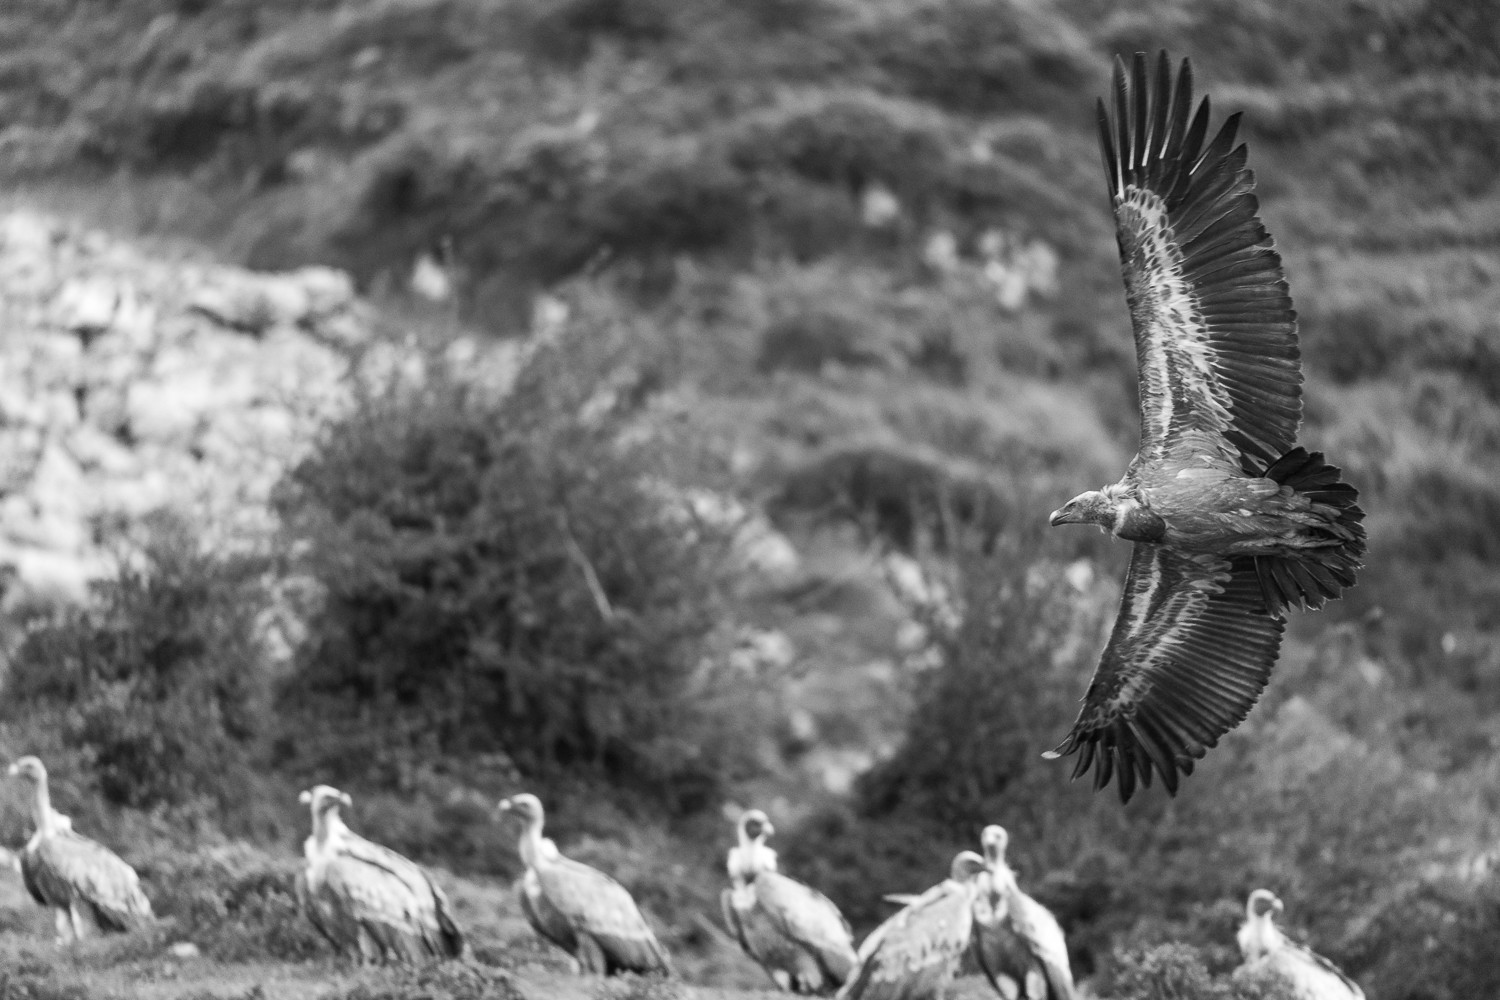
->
[{"left": 1048, "top": 503, "right": 1079, "bottom": 527}]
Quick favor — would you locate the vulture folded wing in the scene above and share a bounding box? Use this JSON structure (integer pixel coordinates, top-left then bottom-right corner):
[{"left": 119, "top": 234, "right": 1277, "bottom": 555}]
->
[
  {"left": 756, "top": 871, "right": 858, "bottom": 983},
  {"left": 842, "top": 884, "right": 972, "bottom": 1000},
  {"left": 1280, "top": 940, "right": 1366, "bottom": 999},
  {"left": 539, "top": 858, "right": 671, "bottom": 973},
  {"left": 522, "top": 871, "right": 579, "bottom": 955},
  {"left": 1104, "top": 51, "right": 1301, "bottom": 473},
  {"left": 35, "top": 833, "right": 152, "bottom": 931},
  {"left": 332, "top": 835, "right": 464, "bottom": 959},
  {"left": 17, "top": 846, "right": 49, "bottom": 907},
  {"left": 1045, "top": 546, "right": 1284, "bottom": 802},
  {"left": 1006, "top": 894, "right": 1075, "bottom": 999}
]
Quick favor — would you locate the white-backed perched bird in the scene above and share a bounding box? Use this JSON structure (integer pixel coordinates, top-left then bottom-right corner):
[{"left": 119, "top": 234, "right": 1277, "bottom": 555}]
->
[
  {"left": 1236, "top": 890, "right": 1364, "bottom": 999},
  {"left": 1044, "top": 51, "right": 1366, "bottom": 802},
  {"left": 972, "top": 827, "right": 1075, "bottom": 1000},
  {"left": 498, "top": 793, "right": 671, "bottom": 976},
  {"left": 296, "top": 785, "right": 464, "bottom": 963},
  {"left": 722, "top": 809, "right": 857, "bottom": 993},
  {"left": 838, "top": 851, "right": 990, "bottom": 1000},
  {"left": 6, "top": 756, "right": 153, "bottom": 942}
]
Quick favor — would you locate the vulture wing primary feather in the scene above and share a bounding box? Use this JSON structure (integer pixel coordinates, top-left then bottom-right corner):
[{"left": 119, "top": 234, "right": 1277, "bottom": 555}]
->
[{"left": 1045, "top": 52, "right": 1365, "bottom": 802}]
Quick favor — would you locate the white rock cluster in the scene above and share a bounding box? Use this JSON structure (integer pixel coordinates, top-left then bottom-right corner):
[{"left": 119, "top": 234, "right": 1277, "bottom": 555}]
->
[{"left": 0, "top": 211, "right": 365, "bottom": 609}]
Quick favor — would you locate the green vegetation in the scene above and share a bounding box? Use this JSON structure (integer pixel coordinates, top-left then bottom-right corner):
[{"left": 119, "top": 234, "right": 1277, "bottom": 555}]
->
[{"left": 1, "top": 0, "right": 1499, "bottom": 998}]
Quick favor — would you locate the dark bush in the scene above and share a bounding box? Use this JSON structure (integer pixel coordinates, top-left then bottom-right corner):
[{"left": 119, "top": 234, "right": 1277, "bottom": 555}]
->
[
  {"left": 275, "top": 316, "right": 734, "bottom": 810},
  {"left": 1108, "top": 943, "right": 1298, "bottom": 1000},
  {"left": 141, "top": 843, "right": 328, "bottom": 962},
  {"left": 3, "top": 516, "right": 272, "bottom": 816}
]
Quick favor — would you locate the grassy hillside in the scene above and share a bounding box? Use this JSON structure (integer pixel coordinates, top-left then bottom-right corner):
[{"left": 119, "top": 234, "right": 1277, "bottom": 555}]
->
[{"left": 2, "top": 1, "right": 1500, "bottom": 998}]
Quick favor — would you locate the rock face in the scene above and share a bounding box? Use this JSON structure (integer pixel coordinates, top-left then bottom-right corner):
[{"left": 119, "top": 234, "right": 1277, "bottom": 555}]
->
[{"left": 0, "top": 211, "right": 365, "bottom": 610}]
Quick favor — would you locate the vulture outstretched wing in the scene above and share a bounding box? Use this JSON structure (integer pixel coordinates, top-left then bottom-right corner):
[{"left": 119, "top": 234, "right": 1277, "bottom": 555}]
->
[
  {"left": 1045, "top": 546, "right": 1285, "bottom": 801},
  {"left": 1104, "top": 51, "right": 1301, "bottom": 473}
]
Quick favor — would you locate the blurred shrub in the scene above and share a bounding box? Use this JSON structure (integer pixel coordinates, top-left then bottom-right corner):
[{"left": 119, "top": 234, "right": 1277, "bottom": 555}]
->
[
  {"left": 855, "top": 0, "right": 1094, "bottom": 114},
  {"left": 139, "top": 843, "right": 327, "bottom": 962},
  {"left": 1336, "top": 876, "right": 1500, "bottom": 1000},
  {"left": 2, "top": 516, "right": 271, "bottom": 817},
  {"left": 772, "top": 445, "right": 1011, "bottom": 552},
  {"left": 854, "top": 520, "right": 1104, "bottom": 826},
  {"left": 1108, "top": 943, "right": 1297, "bottom": 1000},
  {"left": 334, "top": 964, "right": 522, "bottom": 1000},
  {"left": 274, "top": 313, "right": 735, "bottom": 812}
]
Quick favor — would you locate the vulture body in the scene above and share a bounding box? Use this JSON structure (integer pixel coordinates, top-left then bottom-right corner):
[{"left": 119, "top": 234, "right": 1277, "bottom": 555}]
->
[
  {"left": 297, "top": 785, "right": 464, "bottom": 964},
  {"left": 1236, "top": 890, "right": 1364, "bottom": 1000},
  {"left": 838, "top": 852, "right": 990, "bottom": 1000},
  {"left": 972, "top": 827, "right": 1075, "bottom": 1000},
  {"left": 721, "top": 809, "right": 857, "bottom": 993},
  {"left": 499, "top": 793, "right": 671, "bottom": 976},
  {"left": 7, "top": 757, "right": 153, "bottom": 942},
  {"left": 1045, "top": 51, "right": 1366, "bottom": 802}
]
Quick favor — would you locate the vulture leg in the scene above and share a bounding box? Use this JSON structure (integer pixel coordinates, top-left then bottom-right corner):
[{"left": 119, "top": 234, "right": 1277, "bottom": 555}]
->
[
  {"left": 577, "top": 934, "right": 608, "bottom": 975},
  {"left": 53, "top": 908, "right": 72, "bottom": 944}
]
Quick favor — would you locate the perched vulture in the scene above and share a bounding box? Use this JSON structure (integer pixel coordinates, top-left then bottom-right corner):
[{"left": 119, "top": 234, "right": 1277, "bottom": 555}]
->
[
  {"left": 1045, "top": 51, "right": 1366, "bottom": 802},
  {"left": 296, "top": 785, "right": 464, "bottom": 963},
  {"left": 721, "top": 809, "right": 857, "bottom": 993},
  {"left": 972, "top": 827, "right": 1075, "bottom": 1000},
  {"left": 498, "top": 793, "right": 672, "bottom": 976},
  {"left": 837, "top": 851, "right": 990, "bottom": 1000},
  {"left": 1236, "top": 890, "right": 1364, "bottom": 1000},
  {"left": 6, "top": 756, "right": 153, "bottom": 942}
]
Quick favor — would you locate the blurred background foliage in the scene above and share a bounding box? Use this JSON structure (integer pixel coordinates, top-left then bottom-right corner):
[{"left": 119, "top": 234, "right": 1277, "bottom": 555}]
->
[{"left": 1, "top": 0, "right": 1499, "bottom": 997}]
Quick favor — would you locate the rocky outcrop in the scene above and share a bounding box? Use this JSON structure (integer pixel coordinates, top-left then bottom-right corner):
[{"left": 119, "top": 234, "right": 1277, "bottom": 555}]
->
[{"left": 0, "top": 211, "right": 365, "bottom": 610}]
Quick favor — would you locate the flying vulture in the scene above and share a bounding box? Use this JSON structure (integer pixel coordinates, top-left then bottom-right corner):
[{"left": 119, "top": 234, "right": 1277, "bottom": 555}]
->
[
  {"left": 498, "top": 793, "right": 672, "bottom": 976},
  {"left": 837, "top": 851, "right": 990, "bottom": 1000},
  {"left": 972, "top": 827, "right": 1075, "bottom": 1000},
  {"left": 1236, "top": 890, "right": 1365, "bottom": 999},
  {"left": 7, "top": 756, "right": 153, "bottom": 942},
  {"left": 296, "top": 784, "right": 465, "bottom": 963},
  {"left": 1045, "top": 51, "right": 1366, "bottom": 801},
  {"left": 721, "top": 809, "right": 858, "bottom": 993}
]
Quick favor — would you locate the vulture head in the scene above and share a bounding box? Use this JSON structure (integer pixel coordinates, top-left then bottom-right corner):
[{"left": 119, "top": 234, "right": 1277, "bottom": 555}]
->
[
  {"left": 497, "top": 793, "right": 546, "bottom": 832},
  {"left": 1049, "top": 489, "right": 1121, "bottom": 530},
  {"left": 739, "top": 809, "right": 774, "bottom": 843},
  {"left": 949, "top": 850, "right": 989, "bottom": 883},
  {"left": 979, "top": 824, "right": 1009, "bottom": 867},
  {"left": 298, "top": 784, "right": 352, "bottom": 820},
  {"left": 1247, "top": 888, "right": 1284, "bottom": 921},
  {"left": 6, "top": 756, "right": 46, "bottom": 785}
]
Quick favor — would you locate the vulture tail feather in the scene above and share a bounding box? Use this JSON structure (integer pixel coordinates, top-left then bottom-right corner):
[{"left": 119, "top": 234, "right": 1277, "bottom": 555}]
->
[{"left": 1254, "top": 448, "right": 1366, "bottom": 613}]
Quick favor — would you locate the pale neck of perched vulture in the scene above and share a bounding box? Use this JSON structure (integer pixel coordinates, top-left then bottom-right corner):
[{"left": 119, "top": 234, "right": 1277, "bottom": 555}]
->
[
  {"left": 26, "top": 773, "right": 56, "bottom": 837},
  {"left": 1241, "top": 910, "right": 1282, "bottom": 960},
  {"left": 315, "top": 805, "right": 350, "bottom": 849},
  {"left": 733, "top": 825, "right": 775, "bottom": 877},
  {"left": 517, "top": 811, "right": 550, "bottom": 867}
]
